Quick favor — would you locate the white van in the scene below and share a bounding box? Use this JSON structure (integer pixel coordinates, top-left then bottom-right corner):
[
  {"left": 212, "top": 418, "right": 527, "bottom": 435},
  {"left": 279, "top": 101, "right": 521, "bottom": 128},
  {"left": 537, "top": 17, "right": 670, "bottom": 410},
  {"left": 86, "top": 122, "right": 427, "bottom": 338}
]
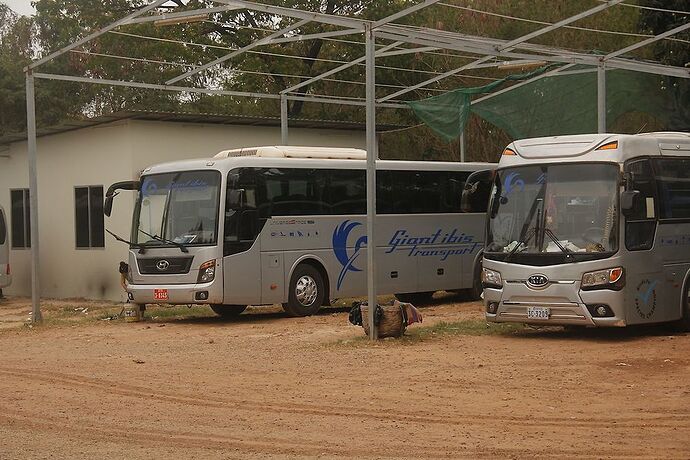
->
[{"left": 0, "top": 206, "right": 11, "bottom": 294}]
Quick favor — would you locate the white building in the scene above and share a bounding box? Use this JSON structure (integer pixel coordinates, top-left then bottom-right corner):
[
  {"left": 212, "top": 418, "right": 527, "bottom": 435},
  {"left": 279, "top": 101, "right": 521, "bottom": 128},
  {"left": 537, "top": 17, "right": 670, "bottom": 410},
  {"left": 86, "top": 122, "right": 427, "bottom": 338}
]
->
[{"left": 0, "top": 111, "right": 368, "bottom": 301}]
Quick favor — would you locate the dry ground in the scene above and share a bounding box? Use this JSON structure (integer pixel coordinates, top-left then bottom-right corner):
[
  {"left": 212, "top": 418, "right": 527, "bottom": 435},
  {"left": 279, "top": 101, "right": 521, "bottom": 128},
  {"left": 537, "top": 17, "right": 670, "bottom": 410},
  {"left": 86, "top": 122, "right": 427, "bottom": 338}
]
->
[{"left": 0, "top": 294, "right": 688, "bottom": 459}]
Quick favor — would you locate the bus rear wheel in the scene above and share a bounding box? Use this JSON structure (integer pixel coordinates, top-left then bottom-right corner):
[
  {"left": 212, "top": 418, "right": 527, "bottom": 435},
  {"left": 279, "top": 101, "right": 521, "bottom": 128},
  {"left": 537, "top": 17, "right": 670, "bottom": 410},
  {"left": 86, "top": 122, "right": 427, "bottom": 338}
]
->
[
  {"left": 470, "top": 258, "right": 484, "bottom": 300},
  {"left": 394, "top": 291, "right": 434, "bottom": 305},
  {"left": 210, "top": 304, "right": 247, "bottom": 318},
  {"left": 675, "top": 283, "right": 690, "bottom": 332},
  {"left": 283, "top": 264, "right": 325, "bottom": 317}
]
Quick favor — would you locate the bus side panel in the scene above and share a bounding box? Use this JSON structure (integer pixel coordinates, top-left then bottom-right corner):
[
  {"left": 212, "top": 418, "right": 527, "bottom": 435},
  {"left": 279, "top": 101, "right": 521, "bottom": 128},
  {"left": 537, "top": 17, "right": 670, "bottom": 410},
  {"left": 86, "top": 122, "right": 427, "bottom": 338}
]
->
[
  {"left": 417, "top": 213, "right": 485, "bottom": 291},
  {"left": 223, "top": 246, "right": 262, "bottom": 305},
  {"left": 375, "top": 246, "right": 419, "bottom": 296},
  {"left": 260, "top": 214, "right": 485, "bottom": 301},
  {"left": 657, "top": 221, "right": 690, "bottom": 321},
  {"left": 260, "top": 252, "right": 285, "bottom": 304},
  {"left": 623, "top": 232, "right": 673, "bottom": 325}
]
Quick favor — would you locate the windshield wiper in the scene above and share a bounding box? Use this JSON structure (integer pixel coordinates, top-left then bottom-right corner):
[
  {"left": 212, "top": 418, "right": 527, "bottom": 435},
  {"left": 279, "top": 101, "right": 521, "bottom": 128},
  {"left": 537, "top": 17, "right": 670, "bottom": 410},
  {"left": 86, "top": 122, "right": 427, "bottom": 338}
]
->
[
  {"left": 543, "top": 228, "right": 574, "bottom": 261},
  {"left": 505, "top": 226, "right": 537, "bottom": 262},
  {"left": 106, "top": 229, "right": 147, "bottom": 254},
  {"left": 138, "top": 228, "right": 189, "bottom": 253}
]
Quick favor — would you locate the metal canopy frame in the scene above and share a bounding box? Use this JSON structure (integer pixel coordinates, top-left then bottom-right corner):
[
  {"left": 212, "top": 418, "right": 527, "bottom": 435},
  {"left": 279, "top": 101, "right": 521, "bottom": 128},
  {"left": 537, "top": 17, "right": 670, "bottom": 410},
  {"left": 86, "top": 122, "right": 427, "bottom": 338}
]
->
[{"left": 23, "top": 1, "right": 690, "bottom": 334}]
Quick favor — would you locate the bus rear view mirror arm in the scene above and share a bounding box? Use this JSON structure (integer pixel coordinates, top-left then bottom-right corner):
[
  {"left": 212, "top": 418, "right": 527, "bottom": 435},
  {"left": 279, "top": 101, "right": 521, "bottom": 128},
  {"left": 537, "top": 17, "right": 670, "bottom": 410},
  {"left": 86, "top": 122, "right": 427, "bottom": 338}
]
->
[
  {"left": 104, "top": 180, "right": 140, "bottom": 217},
  {"left": 620, "top": 190, "right": 640, "bottom": 217},
  {"left": 461, "top": 169, "right": 494, "bottom": 214}
]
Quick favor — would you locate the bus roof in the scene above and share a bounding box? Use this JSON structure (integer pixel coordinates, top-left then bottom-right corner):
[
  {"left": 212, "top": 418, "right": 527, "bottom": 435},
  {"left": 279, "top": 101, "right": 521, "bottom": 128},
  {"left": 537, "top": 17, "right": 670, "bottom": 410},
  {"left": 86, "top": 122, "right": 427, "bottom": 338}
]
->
[
  {"left": 499, "top": 131, "right": 690, "bottom": 166},
  {"left": 214, "top": 146, "right": 367, "bottom": 160},
  {"left": 141, "top": 146, "right": 495, "bottom": 175}
]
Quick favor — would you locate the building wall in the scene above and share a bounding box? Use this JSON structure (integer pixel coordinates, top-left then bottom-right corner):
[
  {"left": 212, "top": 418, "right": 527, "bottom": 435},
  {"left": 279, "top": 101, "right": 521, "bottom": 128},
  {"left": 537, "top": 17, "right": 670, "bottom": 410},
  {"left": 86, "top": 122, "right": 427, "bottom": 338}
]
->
[
  {"left": 125, "top": 120, "right": 365, "bottom": 173},
  {"left": 0, "top": 119, "right": 365, "bottom": 301}
]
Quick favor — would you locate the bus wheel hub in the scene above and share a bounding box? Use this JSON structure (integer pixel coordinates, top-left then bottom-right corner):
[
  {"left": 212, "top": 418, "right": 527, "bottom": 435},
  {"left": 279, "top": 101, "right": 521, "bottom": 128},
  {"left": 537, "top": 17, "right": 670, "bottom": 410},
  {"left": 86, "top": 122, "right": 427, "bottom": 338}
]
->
[{"left": 295, "top": 275, "right": 318, "bottom": 306}]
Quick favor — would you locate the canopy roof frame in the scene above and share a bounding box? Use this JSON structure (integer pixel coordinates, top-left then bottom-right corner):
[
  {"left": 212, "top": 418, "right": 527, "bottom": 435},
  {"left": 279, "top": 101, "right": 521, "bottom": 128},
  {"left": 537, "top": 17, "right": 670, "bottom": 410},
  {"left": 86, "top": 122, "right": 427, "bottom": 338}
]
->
[{"left": 21, "top": 0, "right": 690, "bottom": 332}]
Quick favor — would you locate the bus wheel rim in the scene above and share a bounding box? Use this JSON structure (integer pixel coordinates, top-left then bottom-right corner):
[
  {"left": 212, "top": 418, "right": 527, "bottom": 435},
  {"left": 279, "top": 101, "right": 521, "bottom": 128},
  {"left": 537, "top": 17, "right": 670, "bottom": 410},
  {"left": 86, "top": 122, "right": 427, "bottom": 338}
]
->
[{"left": 295, "top": 275, "right": 318, "bottom": 306}]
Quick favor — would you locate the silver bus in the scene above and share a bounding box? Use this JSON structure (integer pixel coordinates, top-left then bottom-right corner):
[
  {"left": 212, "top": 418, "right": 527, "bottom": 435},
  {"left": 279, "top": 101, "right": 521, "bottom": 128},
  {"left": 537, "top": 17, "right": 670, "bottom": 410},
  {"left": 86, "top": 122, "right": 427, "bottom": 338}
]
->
[
  {"left": 0, "top": 206, "right": 10, "bottom": 295},
  {"left": 106, "top": 146, "right": 493, "bottom": 317},
  {"left": 469, "top": 132, "right": 690, "bottom": 329}
]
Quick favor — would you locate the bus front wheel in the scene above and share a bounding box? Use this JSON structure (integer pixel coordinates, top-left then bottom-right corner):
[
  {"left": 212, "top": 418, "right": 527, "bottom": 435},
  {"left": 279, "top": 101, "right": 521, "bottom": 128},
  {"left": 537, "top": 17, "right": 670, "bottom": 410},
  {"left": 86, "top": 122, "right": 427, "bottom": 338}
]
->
[
  {"left": 284, "top": 264, "right": 325, "bottom": 317},
  {"left": 211, "top": 304, "right": 247, "bottom": 318}
]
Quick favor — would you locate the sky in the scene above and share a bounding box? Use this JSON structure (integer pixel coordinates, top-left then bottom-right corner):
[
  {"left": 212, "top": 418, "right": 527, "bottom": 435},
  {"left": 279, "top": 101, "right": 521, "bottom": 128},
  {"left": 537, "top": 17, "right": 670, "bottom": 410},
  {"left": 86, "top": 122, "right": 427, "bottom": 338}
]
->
[
  {"left": 4, "top": 0, "right": 36, "bottom": 16},
  {"left": 3, "top": 0, "right": 182, "bottom": 16}
]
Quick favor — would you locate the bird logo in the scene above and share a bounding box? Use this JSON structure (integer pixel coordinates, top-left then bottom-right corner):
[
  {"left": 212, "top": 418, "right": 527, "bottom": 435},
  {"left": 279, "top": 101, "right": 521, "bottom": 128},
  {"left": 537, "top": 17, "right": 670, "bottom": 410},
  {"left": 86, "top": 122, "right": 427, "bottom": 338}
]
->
[{"left": 332, "top": 220, "right": 368, "bottom": 290}]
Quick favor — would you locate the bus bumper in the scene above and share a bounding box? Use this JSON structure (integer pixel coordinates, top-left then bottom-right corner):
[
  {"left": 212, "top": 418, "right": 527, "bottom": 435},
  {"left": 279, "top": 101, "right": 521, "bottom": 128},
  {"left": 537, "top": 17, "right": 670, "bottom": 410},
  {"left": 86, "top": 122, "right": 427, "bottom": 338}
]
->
[
  {"left": 484, "top": 287, "right": 627, "bottom": 327},
  {"left": 127, "top": 281, "right": 223, "bottom": 305}
]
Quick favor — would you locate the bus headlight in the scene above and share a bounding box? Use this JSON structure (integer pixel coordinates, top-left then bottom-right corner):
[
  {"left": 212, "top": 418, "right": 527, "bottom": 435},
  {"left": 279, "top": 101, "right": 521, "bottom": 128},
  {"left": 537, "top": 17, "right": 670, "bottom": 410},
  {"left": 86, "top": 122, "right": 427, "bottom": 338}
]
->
[
  {"left": 197, "top": 259, "right": 216, "bottom": 283},
  {"left": 581, "top": 267, "right": 624, "bottom": 291},
  {"left": 482, "top": 267, "right": 503, "bottom": 289}
]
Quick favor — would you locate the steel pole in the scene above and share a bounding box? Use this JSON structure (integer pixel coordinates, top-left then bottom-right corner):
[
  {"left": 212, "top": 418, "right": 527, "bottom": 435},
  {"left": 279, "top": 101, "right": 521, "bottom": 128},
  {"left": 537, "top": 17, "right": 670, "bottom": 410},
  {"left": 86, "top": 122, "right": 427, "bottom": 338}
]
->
[
  {"left": 280, "top": 94, "right": 288, "bottom": 145},
  {"left": 459, "top": 130, "right": 466, "bottom": 162},
  {"left": 25, "top": 72, "right": 42, "bottom": 323},
  {"left": 597, "top": 64, "right": 606, "bottom": 133},
  {"left": 365, "top": 24, "right": 377, "bottom": 340}
]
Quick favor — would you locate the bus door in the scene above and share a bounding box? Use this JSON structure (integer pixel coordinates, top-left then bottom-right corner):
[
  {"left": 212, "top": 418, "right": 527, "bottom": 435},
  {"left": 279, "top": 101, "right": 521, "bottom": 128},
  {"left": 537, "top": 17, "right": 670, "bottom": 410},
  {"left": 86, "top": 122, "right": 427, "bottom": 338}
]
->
[
  {"left": 652, "top": 157, "right": 690, "bottom": 321},
  {"left": 622, "top": 159, "right": 669, "bottom": 324},
  {"left": 223, "top": 169, "right": 262, "bottom": 305}
]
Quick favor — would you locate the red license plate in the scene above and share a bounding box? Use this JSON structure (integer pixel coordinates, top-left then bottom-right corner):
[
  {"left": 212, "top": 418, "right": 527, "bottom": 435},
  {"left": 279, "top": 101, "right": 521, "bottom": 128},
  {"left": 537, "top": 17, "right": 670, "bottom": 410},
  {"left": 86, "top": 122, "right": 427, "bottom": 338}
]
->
[{"left": 153, "top": 289, "right": 169, "bottom": 301}]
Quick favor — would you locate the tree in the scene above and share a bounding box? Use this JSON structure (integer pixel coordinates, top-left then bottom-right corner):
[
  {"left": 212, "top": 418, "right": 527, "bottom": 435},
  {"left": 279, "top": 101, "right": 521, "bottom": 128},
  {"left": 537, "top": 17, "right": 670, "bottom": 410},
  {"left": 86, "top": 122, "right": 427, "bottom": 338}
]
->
[
  {"left": 0, "top": 3, "right": 33, "bottom": 134},
  {"left": 638, "top": 0, "right": 689, "bottom": 130}
]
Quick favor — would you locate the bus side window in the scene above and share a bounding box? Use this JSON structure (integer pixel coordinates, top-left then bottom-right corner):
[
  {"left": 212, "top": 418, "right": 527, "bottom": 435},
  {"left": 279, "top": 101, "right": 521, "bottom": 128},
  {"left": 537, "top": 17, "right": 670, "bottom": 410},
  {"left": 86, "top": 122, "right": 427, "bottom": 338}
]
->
[
  {"left": 624, "top": 159, "right": 657, "bottom": 251},
  {"left": 328, "top": 169, "right": 366, "bottom": 215},
  {"left": 376, "top": 170, "right": 393, "bottom": 214},
  {"left": 653, "top": 158, "right": 690, "bottom": 220},
  {"left": 388, "top": 170, "right": 445, "bottom": 214}
]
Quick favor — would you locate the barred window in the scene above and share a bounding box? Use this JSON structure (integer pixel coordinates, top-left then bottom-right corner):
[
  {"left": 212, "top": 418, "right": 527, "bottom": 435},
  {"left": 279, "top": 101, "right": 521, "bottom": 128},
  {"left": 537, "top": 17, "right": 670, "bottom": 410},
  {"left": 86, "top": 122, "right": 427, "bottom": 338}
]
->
[{"left": 75, "top": 186, "right": 105, "bottom": 248}]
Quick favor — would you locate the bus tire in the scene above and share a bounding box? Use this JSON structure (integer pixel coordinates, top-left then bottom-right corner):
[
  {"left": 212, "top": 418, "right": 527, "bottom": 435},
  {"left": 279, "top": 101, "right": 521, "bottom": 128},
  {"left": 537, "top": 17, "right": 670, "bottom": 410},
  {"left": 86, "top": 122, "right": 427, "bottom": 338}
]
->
[
  {"left": 394, "top": 291, "right": 434, "bottom": 305},
  {"left": 210, "top": 304, "right": 247, "bottom": 317},
  {"left": 469, "top": 258, "right": 483, "bottom": 300},
  {"left": 284, "top": 264, "right": 325, "bottom": 317},
  {"left": 674, "top": 283, "right": 690, "bottom": 332}
]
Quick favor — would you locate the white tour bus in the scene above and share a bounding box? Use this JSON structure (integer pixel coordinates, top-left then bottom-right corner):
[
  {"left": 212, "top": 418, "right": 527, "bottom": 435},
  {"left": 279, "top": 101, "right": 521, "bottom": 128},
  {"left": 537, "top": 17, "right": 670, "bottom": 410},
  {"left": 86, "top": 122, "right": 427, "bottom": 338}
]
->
[
  {"left": 467, "top": 132, "right": 690, "bottom": 329},
  {"left": 0, "top": 206, "right": 11, "bottom": 296},
  {"left": 105, "top": 146, "right": 493, "bottom": 317}
]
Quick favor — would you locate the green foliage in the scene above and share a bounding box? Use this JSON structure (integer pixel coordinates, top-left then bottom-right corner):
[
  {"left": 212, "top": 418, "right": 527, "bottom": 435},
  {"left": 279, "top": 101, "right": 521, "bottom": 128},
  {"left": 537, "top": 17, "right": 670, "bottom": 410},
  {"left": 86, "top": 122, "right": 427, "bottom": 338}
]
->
[
  {"left": 0, "top": 4, "right": 32, "bottom": 133},
  {"left": 0, "top": 0, "right": 686, "bottom": 161}
]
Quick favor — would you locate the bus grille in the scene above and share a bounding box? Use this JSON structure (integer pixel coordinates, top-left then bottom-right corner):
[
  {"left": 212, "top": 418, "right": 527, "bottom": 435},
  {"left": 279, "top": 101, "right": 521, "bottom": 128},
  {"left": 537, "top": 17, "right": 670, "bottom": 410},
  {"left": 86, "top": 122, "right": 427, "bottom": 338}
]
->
[{"left": 137, "top": 257, "right": 194, "bottom": 275}]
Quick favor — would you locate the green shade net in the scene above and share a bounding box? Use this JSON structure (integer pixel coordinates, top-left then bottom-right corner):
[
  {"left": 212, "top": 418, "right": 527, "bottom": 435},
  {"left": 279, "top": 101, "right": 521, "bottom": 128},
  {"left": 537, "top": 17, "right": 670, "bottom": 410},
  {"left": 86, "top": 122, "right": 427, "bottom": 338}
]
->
[
  {"left": 406, "top": 65, "right": 556, "bottom": 142},
  {"left": 473, "top": 69, "right": 689, "bottom": 139},
  {"left": 409, "top": 67, "right": 689, "bottom": 141}
]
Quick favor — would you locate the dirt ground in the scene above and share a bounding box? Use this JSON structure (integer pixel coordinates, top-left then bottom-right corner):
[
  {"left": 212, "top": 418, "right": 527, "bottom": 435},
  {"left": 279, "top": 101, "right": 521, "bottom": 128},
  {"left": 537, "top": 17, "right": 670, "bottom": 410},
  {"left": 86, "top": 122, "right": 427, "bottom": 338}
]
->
[{"left": 0, "top": 294, "right": 688, "bottom": 459}]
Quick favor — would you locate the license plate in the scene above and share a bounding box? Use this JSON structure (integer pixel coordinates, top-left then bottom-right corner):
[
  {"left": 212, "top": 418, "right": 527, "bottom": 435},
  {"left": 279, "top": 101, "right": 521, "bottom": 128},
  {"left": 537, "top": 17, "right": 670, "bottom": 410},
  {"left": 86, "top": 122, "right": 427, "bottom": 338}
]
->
[
  {"left": 153, "top": 289, "right": 169, "bottom": 301},
  {"left": 527, "top": 306, "right": 550, "bottom": 320}
]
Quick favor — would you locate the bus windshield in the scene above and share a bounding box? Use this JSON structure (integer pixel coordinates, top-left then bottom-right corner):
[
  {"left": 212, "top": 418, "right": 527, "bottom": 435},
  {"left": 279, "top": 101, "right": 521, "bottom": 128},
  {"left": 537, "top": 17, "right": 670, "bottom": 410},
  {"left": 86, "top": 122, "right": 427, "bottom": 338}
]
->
[
  {"left": 486, "top": 163, "right": 619, "bottom": 262},
  {"left": 133, "top": 170, "right": 221, "bottom": 247}
]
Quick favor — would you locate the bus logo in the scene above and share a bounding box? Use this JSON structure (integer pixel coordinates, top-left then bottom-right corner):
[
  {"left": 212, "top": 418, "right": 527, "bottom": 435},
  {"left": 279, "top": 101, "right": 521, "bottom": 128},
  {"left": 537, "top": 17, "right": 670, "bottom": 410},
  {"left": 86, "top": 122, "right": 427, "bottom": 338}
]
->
[
  {"left": 503, "top": 172, "right": 525, "bottom": 195},
  {"left": 527, "top": 274, "right": 549, "bottom": 289},
  {"left": 156, "top": 260, "right": 170, "bottom": 271},
  {"left": 635, "top": 279, "right": 658, "bottom": 319},
  {"left": 332, "top": 220, "right": 367, "bottom": 290}
]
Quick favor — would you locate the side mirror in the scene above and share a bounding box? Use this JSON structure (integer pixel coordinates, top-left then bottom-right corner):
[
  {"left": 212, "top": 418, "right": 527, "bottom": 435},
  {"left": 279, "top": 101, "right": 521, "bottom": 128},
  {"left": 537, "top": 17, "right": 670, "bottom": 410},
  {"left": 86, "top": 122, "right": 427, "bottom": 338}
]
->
[
  {"left": 104, "top": 181, "right": 140, "bottom": 217},
  {"left": 461, "top": 169, "right": 494, "bottom": 213},
  {"left": 227, "top": 189, "right": 246, "bottom": 210},
  {"left": 621, "top": 190, "right": 640, "bottom": 217}
]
